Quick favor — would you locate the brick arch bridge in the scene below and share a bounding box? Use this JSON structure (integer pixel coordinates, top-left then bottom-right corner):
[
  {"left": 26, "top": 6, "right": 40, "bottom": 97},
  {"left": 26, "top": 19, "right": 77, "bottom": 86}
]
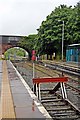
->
[{"left": 0, "top": 35, "right": 31, "bottom": 59}]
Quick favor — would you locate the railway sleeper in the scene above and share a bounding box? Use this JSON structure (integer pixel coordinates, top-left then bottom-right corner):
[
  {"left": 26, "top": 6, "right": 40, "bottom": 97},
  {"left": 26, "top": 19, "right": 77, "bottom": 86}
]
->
[
  {"left": 41, "top": 96, "right": 57, "bottom": 100},
  {"left": 41, "top": 94, "right": 55, "bottom": 97},
  {"left": 40, "top": 88, "right": 53, "bottom": 91},
  {"left": 43, "top": 102, "right": 66, "bottom": 106},
  {"left": 49, "top": 111, "right": 80, "bottom": 120},
  {"left": 49, "top": 110, "right": 76, "bottom": 114},
  {"left": 47, "top": 106, "right": 71, "bottom": 111},
  {"left": 41, "top": 99, "right": 62, "bottom": 103},
  {"left": 52, "top": 113, "right": 78, "bottom": 116},
  {"left": 52, "top": 115, "right": 79, "bottom": 120}
]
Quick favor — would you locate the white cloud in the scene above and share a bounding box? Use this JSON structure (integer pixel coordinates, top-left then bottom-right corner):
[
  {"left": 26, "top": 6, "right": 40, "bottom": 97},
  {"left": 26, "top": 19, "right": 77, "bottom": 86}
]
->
[{"left": 0, "top": 0, "right": 79, "bottom": 36}]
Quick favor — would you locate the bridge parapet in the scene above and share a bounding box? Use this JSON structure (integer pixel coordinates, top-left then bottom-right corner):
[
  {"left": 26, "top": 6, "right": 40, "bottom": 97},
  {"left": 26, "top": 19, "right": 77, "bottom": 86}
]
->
[{"left": 0, "top": 35, "right": 21, "bottom": 55}]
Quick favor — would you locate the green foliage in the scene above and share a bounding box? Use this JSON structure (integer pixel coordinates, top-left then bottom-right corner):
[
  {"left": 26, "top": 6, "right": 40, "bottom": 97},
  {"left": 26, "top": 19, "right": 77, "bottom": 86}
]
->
[
  {"left": 35, "top": 3, "right": 80, "bottom": 58},
  {"left": 18, "top": 34, "right": 37, "bottom": 53},
  {"left": 18, "top": 2, "right": 80, "bottom": 60},
  {"left": 4, "top": 47, "right": 26, "bottom": 60}
]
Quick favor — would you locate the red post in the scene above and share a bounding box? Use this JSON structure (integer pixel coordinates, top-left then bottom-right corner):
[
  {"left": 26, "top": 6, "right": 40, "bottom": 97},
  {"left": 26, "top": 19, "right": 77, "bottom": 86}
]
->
[
  {"left": 32, "top": 50, "right": 36, "bottom": 55},
  {"left": 32, "top": 99, "right": 35, "bottom": 111},
  {"left": 32, "top": 50, "right": 36, "bottom": 61},
  {"left": 32, "top": 50, "right": 36, "bottom": 92}
]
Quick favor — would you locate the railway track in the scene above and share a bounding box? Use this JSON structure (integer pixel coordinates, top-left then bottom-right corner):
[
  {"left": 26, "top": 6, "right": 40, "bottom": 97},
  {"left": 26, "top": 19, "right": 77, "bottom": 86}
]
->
[
  {"left": 41, "top": 89, "right": 80, "bottom": 120},
  {"left": 38, "top": 60, "right": 80, "bottom": 77},
  {"left": 22, "top": 61, "right": 80, "bottom": 94},
  {"left": 12, "top": 60, "right": 80, "bottom": 120},
  {"left": 13, "top": 60, "right": 80, "bottom": 93}
]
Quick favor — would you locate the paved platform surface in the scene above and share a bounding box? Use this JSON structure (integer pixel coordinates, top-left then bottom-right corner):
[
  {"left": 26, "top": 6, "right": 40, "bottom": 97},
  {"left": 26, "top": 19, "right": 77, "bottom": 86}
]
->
[
  {"left": 0, "top": 60, "right": 51, "bottom": 119},
  {"left": 0, "top": 60, "right": 2, "bottom": 96},
  {"left": 0, "top": 60, "right": 2, "bottom": 119}
]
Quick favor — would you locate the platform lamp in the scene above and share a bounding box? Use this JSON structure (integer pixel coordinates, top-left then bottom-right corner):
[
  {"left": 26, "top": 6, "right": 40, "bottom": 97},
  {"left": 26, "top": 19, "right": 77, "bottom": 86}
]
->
[{"left": 62, "top": 21, "right": 64, "bottom": 61}]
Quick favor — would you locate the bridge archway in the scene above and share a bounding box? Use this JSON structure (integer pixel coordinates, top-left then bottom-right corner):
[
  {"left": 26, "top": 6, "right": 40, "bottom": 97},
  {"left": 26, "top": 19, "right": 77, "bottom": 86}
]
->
[
  {"left": 4, "top": 47, "right": 31, "bottom": 60},
  {"left": 0, "top": 35, "right": 32, "bottom": 60}
]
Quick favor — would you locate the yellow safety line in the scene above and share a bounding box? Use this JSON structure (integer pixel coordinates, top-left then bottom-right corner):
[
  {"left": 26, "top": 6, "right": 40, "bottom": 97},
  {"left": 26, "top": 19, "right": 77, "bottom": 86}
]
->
[{"left": 0, "top": 60, "right": 16, "bottom": 119}]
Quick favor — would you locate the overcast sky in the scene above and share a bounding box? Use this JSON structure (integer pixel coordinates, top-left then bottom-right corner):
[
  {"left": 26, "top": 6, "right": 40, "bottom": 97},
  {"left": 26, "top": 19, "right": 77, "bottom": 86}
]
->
[{"left": 0, "top": 0, "right": 79, "bottom": 36}]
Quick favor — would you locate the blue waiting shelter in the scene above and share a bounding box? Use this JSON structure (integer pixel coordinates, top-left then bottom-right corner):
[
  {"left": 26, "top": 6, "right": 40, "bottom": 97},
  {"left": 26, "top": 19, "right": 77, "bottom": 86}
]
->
[{"left": 66, "top": 43, "right": 80, "bottom": 62}]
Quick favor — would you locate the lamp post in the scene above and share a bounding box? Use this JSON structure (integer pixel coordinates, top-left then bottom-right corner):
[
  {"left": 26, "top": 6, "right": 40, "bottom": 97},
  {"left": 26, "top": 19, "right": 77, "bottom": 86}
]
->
[
  {"left": 58, "top": 20, "right": 64, "bottom": 61},
  {"left": 62, "top": 21, "right": 64, "bottom": 61}
]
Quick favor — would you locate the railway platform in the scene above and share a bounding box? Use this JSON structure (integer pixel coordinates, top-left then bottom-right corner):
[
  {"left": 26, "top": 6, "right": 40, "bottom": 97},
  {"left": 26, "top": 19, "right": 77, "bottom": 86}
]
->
[{"left": 0, "top": 60, "right": 51, "bottom": 119}]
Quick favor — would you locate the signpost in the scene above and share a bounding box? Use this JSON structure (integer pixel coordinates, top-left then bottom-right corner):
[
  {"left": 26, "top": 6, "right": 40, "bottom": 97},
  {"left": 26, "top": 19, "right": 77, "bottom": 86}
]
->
[
  {"left": 32, "top": 50, "right": 36, "bottom": 78},
  {"left": 32, "top": 50, "right": 36, "bottom": 92}
]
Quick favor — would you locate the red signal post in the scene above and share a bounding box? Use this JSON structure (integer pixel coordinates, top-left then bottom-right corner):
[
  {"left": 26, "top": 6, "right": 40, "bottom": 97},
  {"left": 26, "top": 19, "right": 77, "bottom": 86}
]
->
[
  {"left": 32, "top": 50, "right": 36, "bottom": 61},
  {"left": 32, "top": 55, "right": 36, "bottom": 61},
  {"left": 32, "top": 50, "right": 36, "bottom": 55}
]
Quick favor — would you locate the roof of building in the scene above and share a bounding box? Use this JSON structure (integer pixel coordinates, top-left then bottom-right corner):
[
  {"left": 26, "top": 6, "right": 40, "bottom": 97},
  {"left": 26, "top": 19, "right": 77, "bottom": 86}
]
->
[
  {"left": 0, "top": 35, "right": 26, "bottom": 37},
  {"left": 68, "top": 43, "right": 80, "bottom": 47}
]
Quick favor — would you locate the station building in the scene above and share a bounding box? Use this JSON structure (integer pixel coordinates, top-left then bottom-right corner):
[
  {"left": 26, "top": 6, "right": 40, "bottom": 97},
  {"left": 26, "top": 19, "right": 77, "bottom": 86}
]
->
[{"left": 66, "top": 44, "right": 80, "bottom": 62}]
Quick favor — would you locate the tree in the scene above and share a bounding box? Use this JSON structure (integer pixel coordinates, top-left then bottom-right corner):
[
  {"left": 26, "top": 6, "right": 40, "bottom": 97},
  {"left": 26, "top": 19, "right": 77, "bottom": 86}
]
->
[
  {"left": 18, "top": 3, "right": 80, "bottom": 60},
  {"left": 18, "top": 34, "right": 37, "bottom": 59},
  {"left": 35, "top": 3, "right": 80, "bottom": 59}
]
